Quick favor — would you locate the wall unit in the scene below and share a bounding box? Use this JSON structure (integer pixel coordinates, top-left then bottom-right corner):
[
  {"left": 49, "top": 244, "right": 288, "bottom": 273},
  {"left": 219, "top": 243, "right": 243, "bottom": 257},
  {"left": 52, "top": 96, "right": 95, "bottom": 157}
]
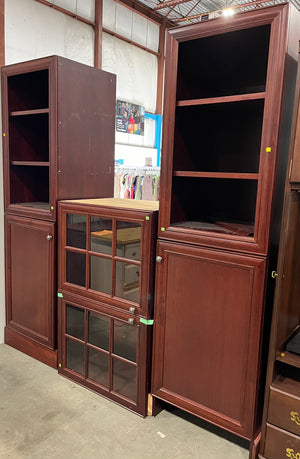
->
[
  {"left": 151, "top": 4, "right": 300, "bottom": 456},
  {"left": 2, "top": 56, "right": 116, "bottom": 367},
  {"left": 259, "top": 57, "right": 300, "bottom": 459},
  {"left": 57, "top": 198, "right": 158, "bottom": 416}
]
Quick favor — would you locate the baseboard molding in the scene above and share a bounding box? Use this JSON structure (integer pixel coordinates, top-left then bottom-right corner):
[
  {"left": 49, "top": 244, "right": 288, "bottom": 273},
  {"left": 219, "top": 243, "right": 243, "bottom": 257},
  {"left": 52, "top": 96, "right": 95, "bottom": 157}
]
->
[{"left": 5, "top": 327, "right": 57, "bottom": 369}]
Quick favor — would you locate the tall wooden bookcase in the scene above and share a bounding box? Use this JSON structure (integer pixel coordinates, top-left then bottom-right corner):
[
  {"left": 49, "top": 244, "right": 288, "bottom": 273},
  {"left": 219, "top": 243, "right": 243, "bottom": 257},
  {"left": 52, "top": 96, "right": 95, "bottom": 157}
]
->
[
  {"left": 151, "top": 4, "right": 300, "bottom": 456},
  {"left": 259, "top": 56, "right": 300, "bottom": 459},
  {"left": 1, "top": 56, "right": 116, "bottom": 367}
]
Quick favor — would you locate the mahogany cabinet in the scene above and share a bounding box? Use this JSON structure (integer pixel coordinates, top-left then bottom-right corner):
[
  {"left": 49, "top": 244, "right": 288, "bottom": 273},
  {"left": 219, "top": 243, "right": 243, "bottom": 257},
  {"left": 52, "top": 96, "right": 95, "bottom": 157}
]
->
[
  {"left": 57, "top": 198, "right": 158, "bottom": 415},
  {"left": 151, "top": 4, "right": 300, "bottom": 456},
  {"left": 259, "top": 58, "right": 300, "bottom": 459},
  {"left": 1, "top": 56, "right": 116, "bottom": 367}
]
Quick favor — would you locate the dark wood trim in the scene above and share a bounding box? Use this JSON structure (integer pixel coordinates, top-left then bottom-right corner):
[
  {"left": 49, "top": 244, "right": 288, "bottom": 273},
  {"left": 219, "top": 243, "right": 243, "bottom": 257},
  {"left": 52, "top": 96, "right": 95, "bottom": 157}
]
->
[
  {"left": 177, "top": 92, "right": 266, "bottom": 107},
  {"left": 34, "top": 0, "right": 95, "bottom": 27},
  {"left": 94, "top": 0, "right": 103, "bottom": 69},
  {"left": 156, "top": 20, "right": 167, "bottom": 114},
  {"left": 0, "top": 0, "right": 4, "bottom": 67},
  {"left": 117, "top": 0, "right": 173, "bottom": 27},
  {"left": 103, "top": 27, "right": 160, "bottom": 57},
  {"left": 249, "top": 432, "right": 261, "bottom": 459},
  {"left": 173, "top": 171, "right": 259, "bottom": 180},
  {"left": 5, "top": 327, "right": 58, "bottom": 369}
]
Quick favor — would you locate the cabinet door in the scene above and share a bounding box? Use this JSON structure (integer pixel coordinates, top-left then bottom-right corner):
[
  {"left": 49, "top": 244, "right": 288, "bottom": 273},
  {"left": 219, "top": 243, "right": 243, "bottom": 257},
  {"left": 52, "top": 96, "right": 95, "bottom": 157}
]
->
[
  {"left": 57, "top": 293, "right": 152, "bottom": 416},
  {"left": 5, "top": 215, "right": 55, "bottom": 348},
  {"left": 152, "top": 240, "right": 266, "bottom": 439}
]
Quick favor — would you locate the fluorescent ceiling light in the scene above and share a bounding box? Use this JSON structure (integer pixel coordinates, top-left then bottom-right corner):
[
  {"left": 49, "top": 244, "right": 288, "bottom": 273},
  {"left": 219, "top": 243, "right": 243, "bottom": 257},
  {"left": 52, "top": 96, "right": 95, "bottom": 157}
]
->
[{"left": 223, "top": 8, "right": 235, "bottom": 16}]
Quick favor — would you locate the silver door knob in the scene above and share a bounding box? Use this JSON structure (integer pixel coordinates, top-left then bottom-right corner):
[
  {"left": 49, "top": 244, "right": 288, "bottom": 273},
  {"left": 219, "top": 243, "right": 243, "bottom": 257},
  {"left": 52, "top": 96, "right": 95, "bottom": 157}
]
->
[
  {"left": 128, "top": 318, "right": 134, "bottom": 325},
  {"left": 129, "top": 307, "right": 135, "bottom": 313},
  {"left": 47, "top": 235, "right": 53, "bottom": 241},
  {"left": 156, "top": 256, "right": 162, "bottom": 263}
]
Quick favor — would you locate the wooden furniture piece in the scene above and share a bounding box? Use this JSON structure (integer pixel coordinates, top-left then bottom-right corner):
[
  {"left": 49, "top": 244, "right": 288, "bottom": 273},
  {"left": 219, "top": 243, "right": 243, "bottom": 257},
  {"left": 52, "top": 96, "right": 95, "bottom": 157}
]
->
[
  {"left": 151, "top": 4, "right": 300, "bottom": 456},
  {"left": 2, "top": 56, "right": 116, "bottom": 367},
  {"left": 259, "top": 57, "right": 300, "bottom": 459},
  {"left": 57, "top": 198, "right": 158, "bottom": 416}
]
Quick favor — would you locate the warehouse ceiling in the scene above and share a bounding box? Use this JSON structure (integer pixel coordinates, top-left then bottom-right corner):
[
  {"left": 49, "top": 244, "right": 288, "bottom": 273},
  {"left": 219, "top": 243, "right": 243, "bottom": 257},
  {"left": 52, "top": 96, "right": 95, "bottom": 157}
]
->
[{"left": 136, "top": 0, "right": 300, "bottom": 25}]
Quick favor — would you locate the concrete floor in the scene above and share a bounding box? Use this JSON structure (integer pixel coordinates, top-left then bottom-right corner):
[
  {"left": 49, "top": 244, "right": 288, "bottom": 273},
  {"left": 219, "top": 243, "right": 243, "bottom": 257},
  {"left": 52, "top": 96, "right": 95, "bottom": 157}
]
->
[{"left": 0, "top": 343, "right": 249, "bottom": 459}]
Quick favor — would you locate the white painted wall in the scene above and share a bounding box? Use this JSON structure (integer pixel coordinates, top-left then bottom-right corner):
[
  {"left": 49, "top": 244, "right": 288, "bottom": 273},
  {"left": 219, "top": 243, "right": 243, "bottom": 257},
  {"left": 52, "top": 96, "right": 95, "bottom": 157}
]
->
[{"left": 0, "top": 0, "right": 160, "bottom": 342}]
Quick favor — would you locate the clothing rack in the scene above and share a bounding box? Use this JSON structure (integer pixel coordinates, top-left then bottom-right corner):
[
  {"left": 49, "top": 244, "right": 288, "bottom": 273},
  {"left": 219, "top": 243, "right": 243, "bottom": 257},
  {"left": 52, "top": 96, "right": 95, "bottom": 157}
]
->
[{"left": 114, "top": 166, "right": 160, "bottom": 201}]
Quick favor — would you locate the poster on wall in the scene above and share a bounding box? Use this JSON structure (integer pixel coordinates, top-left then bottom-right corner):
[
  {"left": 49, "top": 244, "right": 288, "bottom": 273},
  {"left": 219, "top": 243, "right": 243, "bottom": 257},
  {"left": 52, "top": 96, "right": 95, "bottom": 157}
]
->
[{"left": 116, "top": 100, "right": 145, "bottom": 135}]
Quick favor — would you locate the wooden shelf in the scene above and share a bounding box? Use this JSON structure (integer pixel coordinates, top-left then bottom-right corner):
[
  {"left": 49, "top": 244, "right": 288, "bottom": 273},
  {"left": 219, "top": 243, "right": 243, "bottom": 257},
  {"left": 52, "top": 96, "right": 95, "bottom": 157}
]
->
[
  {"left": 276, "top": 351, "right": 300, "bottom": 369},
  {"left": 172, "top": 220, "right": 254, "bottom": 236},
  {"left": 173, "top": 171, "right": 259, "bottom": 179},
  {"left": 11, "top": 161, "right": 49, "bottom": 167},
  {"left": 9, "top": 108, "right": 49, "bottom": 116},
  {"left": 12, "top": 202, "right": 50, "bottom": 210},
  {"left": 176, "top": 92, "right": 266, "bottom": 107}
]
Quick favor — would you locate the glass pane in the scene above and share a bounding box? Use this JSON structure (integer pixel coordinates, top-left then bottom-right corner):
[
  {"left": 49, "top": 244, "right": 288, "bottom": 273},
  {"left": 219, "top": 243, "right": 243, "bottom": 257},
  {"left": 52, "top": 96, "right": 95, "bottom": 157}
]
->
[
  {"left": 90, "top": 256, "right": 112, "bottom": 294},
  {"left": 88, "top": 348, "right": 109, "bottom": 387},
  {"left": 66, "top": 304, "right": 85, "bottom": 340},
  {"left": 67, "top": 214, "right": 86, "bottom": 249},
  {"left": 66, "top": 251, "right": 86, "bottom": 287},
  {"left": 66, "top": 338, "right": 85, "bottom": 376},
  {"left": 116, "top": 221, "right": 141, "bottom": 261},
  {"left": 113, "top": 358, "right": 137, "bottom": 401},
  {"left": 113, "top": 320, "right": 137, "bottom": 362},
  {"left": 88, "top": 312, "right": 110, "bottom": 350},
  {"left": 90, "top": 218, "right": 113, "bottom": 255},
  {"left": 115, "top": 261, "right": 140, "bottom": 303}
]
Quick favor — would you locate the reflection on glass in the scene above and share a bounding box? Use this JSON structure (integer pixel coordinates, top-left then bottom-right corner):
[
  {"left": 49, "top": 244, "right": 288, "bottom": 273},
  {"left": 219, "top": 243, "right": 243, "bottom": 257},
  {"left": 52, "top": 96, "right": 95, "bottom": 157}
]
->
[
  {"left": 90, "top": 218, "right": 113, "bottom": 255},
  {"left": 113, "top": 321, "right": 137, "bottom": 362},
  {"left": 113, "top": 358, "right": 137, "bottom": 401},
  {"left": 66, "top": 338, "right": 85, "bottom": 376},
  {"left": 88, "top": 348, "right": 109, "bottom": 387},
  {"left": 66, "top": 251, "right": 86, "bottom": 287},
  {"left": 116, "top": 221, "right": 141, "bottom": 261},
  {"left": 66, "top": 304, "right": 85, "bottom": 340},
  {"left": 90, "top": 256, "right": 112, "bottom": 294},
  {"left": 67, "top": 214, "right": 86, "bottom": 249},
  {"left": 88, "top": 312, "right": 110, "bottom": 350},
  {"left": 115, "top": 261, "right": 140, "bottom": 303}
]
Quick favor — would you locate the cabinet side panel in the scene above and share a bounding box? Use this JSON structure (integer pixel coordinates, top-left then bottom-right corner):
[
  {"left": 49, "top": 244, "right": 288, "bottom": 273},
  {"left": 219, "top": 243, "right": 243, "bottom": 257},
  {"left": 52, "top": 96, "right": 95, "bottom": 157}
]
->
[{"left": 57, "top": 58, "right": 116, "bottom": 200}]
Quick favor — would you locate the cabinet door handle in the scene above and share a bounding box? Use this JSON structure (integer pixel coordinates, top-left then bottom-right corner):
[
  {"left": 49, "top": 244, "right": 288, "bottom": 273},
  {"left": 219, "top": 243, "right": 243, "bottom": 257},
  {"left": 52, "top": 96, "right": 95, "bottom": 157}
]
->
[
  {"left": 47, "top": 235, "right": 53, "bottom": 241},
  {"left": 156, "top": 256, "right": 162, "bottom": 263}
]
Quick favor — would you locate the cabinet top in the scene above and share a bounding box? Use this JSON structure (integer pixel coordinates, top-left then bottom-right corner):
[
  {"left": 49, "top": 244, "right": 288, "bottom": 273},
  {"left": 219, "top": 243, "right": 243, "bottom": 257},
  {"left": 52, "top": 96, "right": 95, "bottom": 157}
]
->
[{"left": 60, "top": 197, "right": 159, "bottom": 212}]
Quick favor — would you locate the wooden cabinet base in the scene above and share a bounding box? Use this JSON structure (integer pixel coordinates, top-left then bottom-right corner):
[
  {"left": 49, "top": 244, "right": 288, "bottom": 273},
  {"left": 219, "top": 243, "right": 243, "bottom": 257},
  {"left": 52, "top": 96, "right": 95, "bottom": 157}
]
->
[{"left": 5, "top": 327, "right": 57, "bottom": 369}]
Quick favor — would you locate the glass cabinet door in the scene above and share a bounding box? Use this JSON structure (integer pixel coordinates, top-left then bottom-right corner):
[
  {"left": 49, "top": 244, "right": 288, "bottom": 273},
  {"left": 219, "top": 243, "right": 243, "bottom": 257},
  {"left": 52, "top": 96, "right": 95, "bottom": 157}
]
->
[
  {"left": 64, "top": 213, "right": 143, "bottom": 306},
  {"left": 63, "top": 303, "right": 138, "bottom": 402}
]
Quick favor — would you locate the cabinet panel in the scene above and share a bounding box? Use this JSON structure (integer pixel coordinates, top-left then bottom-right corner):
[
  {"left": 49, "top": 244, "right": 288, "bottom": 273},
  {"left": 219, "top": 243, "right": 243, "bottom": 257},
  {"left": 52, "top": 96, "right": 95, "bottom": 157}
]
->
[
  {"left": 152, "top": 240, "right": 266, "bottom": 438},
  {"left": 57, "top": 293, "right": 152, "bottom": 416},
  {"left": 5, "top": 214, "right": 55, "bottom": 348}
]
